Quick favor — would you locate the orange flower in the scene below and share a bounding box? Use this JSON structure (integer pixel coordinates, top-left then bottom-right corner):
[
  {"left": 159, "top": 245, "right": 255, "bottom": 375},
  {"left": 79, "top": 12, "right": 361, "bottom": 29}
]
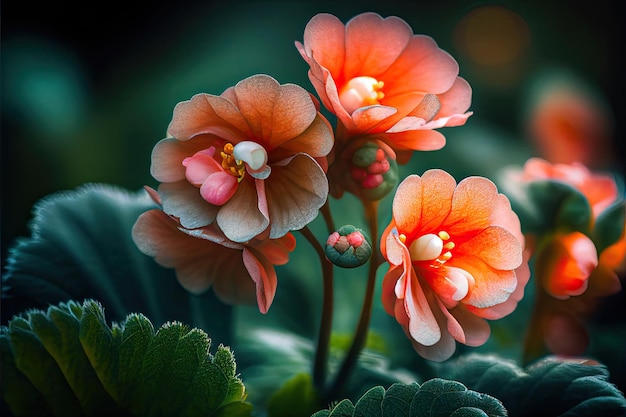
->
[
  {"left": 151, "top": 74, "right": 333, "bottom": 243},
  {"left": 132, "top": 197, "right": 296, "bottom": 314},
  {"left": 380, "top": 170, "right": 528, "bottom": 361},
  {"left": 295, "top": 12, "right": 472, "bottom": 161},
  {"left": 526, "top": 73, "right": 615, "bottom": 168}
]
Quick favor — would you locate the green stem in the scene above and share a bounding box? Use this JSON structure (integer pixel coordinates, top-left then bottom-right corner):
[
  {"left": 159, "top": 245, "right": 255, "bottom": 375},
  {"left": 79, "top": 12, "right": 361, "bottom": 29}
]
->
[
  {"left": 325, "top": 200, "right": 380, "bottom": 400},
  {"left": 300, "top": 225, "right": 334, "bottom": 391}
]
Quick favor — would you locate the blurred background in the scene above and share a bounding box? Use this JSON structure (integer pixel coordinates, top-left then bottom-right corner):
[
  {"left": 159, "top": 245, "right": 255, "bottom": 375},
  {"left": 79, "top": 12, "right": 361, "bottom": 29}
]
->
[{"left": 2, "top": 0, "right": 625, "bottom": 265}]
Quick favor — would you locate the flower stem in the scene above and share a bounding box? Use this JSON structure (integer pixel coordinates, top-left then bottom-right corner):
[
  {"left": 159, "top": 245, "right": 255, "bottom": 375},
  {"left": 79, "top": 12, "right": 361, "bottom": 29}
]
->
[
  {"left": 325, "top": 200, "right": 380, "bottom": 401},
  {"left": 299, "top": 225, "right": 334, "bottom": 392}
]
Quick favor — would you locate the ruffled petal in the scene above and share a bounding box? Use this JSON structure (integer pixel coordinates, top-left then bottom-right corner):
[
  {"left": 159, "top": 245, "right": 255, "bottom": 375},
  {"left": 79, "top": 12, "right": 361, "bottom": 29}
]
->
[
  {"left": 231, "top": 75, "right": 317, "bottom": 147},
  {"left": 455, "top": 226, "right": 523, "bottom": 270},
  {"left": 436, "top": 77, "right": 473, "bottom": 117},
  {"left": 151, "top": 136, "right": 218, "bottom": 183},
  {"left": 445, "top": 176, "right": 501, "bottom": 237},
  {"left": 344, "top": 13, "right": 413, "bottom": 78},
  {"left": 298, "top": 13, "right": 346, "bottom": 80},
  {"left": 242, "top": 247, "right": 278, "bottom": 314},
  {"left": 271, "top": 114, "right": 334, "bottom": 159},
  {"left": 405, "top": 270, "right": 441, "bottom": 346},
  {"left": 217, "top": 178, "right": 269, "bottom": 242},
  {"left": 158, "top": 181, "right": 218, "bottom": 229},
  {"left": 131, "top": 209, "right": 249, "bottom": 297},
  {"left": 264, "top": 154, "right": 329, "bottom": 238},
  {"left": 382, "top": 129, "right": 447, "bottom": 151},
  {"left": 167, "top": 93, "right": 250, "bottom": 141},
  {"left": 392, "top": 170, "right": 456, "bottom": 236}
]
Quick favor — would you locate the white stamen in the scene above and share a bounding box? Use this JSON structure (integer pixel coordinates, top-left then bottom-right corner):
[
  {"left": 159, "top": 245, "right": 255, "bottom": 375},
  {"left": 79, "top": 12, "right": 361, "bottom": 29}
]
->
[
  {"left": 233, "top": 141, "right": 268, "bottom": 171},
  {"left": 409, "top": 233, "right": 444, "bottom": 261}
]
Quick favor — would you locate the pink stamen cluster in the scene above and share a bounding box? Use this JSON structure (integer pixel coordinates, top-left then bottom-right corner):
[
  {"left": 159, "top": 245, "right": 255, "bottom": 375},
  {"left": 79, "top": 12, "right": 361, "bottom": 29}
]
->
[{"left": 350, "top": 148, "right": 391, "bottom": 189}]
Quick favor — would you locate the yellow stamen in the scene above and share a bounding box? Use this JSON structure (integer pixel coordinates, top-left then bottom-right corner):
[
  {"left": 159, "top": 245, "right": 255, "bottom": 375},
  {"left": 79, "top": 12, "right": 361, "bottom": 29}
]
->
[
  {"left": 438, "top": 231, "right": 450, "bottom": 241},
  {"left": 399, "top": 233, "right": 407, "bottom": 243},
  {"left": 444, "top": 242, "right": 455, "bottom": 250},
  {"left": 220, "top": 143, "right": 245, "bottom": 181}
]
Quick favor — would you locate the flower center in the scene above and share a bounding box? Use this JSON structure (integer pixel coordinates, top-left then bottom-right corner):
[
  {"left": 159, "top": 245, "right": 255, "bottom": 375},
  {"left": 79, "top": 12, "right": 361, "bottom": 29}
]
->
[
  {"left": 339, "top": 76, "right": 385, "bottom": 114},
  {"left": 408, "top": 231, "right": 455, "bottom": 264},
  {"left": 221, "top": 143, "right": 246, "bottom": 182}
]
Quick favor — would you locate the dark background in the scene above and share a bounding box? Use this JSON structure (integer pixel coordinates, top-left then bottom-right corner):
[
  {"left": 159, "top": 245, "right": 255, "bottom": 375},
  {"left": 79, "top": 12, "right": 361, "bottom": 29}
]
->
[{"left": 2, "top": 0, "right": 625, "bottom": 273}]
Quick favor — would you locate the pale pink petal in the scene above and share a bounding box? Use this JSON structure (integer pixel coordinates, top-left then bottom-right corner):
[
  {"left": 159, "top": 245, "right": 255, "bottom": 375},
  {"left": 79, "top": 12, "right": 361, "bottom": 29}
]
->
[
  {"left": 264, "top": 154, "right": 329, "bottom": 239},
  {"left": 158, "top": 181, "right": 218, "bottom": 229},
  {"left": 182, "top": 149, "right": 221, "bottom": 185},
  {"left": 151, "top": 136, "right": 218, "bottom": 183},
  {"left": 167, "top": 93, "right": 250, "bottom": 141},
  {"left": 199, "top": 171, "right": 239, "bottom": 206},
  {"left": 218, "top": 178, "right": 269, "bottom": 242},
  {"left": 449, "top": 305, "right": 491, "bottom": 346},
  {"left": 344, "top": 13, "right": 413, "bottom": 78},
  {"left": 231, "top": 75, "right": 317, "bottom": 147},
  {"left": 383, "top": 224, "right": 405, "bottom": 266},
  {"left": 412, "top": 292, "right": 457, "bottom": 361},
  {"left": 351, "top": 105, "right": 398, "bottom": 132},
  {"left": 242, "top": 247, "right": 278, "bottom": 314},
  {"left": 405, "top": 270, "right": 441, "bottom": 346},
  {"left": 382, "top": 266, "right": 403, "bottom": 316},
  {"left": 381, "top": 35, "right": 459, "bottom": 96},
  {"left": 453, "top": 256, "right": 518, "bottom": 308}
]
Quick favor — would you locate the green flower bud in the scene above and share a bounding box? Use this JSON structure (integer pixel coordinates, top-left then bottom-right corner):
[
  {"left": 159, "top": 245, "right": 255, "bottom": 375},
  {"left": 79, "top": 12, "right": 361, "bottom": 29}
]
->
[
  {"left": 349, "top": 142, "right": 398, "bottom": 201},
  {"left": 325, "top": 225, "right": 372, "bottom": 268}
]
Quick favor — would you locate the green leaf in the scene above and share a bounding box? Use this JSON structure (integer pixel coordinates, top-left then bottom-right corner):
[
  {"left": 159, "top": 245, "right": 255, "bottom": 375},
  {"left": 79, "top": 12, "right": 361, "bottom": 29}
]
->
[
  {"left": 591, "top": 201, "right": 626, "bottom": 253},
  {"left": 309, "top": 380, "right": 506, "bottom": 417},
  {"left": 267, "top": 373, "right": 321, "bottom": 417},
  {"left": 1, "top": 184, "right": 233, "bottom": 345},
  {"left": 1, "top": 299, "right": 252, "bottom": 417},
  {"left": 440, "top": 354, "right": 626, "bottom": 417}
]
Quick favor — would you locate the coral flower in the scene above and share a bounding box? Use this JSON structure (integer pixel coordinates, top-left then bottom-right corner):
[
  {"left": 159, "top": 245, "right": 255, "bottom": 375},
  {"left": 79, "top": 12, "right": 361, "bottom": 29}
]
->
[
  {"left": 132, "top": 199, "right": 296, "bottom": 314},
  {"left": 296, "top": 12, "right": 473, "bottom": 160},
  {"left": 380, "top": 169, "right": 528, "bottom": 361},
  {"left": 151, "top": 74, "right": 333, "bottom": 243}
]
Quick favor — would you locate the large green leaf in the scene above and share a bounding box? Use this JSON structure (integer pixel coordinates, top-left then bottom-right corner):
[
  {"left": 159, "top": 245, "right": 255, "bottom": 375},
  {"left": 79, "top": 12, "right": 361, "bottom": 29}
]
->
[
  {"left": 1, "top": 184, "right": 233, "bottom": 344},
  {"left": 439, "top": 354, "right": 626, "bottom": 417},
  {"left": 1, "top": 299, "right": 251, "bottom": 417},
  {"left": 310, "top": 379, "right": 506, "bottom": 417}
]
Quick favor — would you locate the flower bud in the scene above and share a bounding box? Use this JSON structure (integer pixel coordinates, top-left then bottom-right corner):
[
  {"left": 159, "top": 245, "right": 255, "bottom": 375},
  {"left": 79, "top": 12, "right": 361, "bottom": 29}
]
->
[
  {"left": 325, "top": 225, "right": 372, "bottom": 268},
  {"left": 349, "top": 142, "right": 398, "bottom": 201}
]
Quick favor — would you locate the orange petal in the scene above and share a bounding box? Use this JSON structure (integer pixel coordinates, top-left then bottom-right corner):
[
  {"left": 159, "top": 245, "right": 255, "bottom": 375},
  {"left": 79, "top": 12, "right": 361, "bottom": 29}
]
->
[
  {"left": 381, "top": 34, "right": 459, "bottom": 96},
  {"left": 382, "top": 129, "right": 447, "bottom": 151},
  {"left": 436, "top": 77, "right": 473, "bottom": 117},
  {"left": 232, "top": 75, "right": 317, "bottom": 147},
  {"left": 344, "top": 13, "right": 413, "bottom": 79},
  {"left": 275, "top": 113, "right": 334, "bottom": 159},
  {"left": 151, "top": 136, "right": 218, "bottom": 183},
  {"left": 456, "top": 226, "right": 523, "bottom": 271},
  {"left": 242, "top": 247, "right": 278, "bottom": 314},
  {"left": 454, "top": 255, "right": 518, "bottom": 308},
  {"left": 446, "top": 176, "right": 500, "bottom": 237},
  {"left": 167, "top": 93, "right": 250, "bottom": 141},
  {"left": 392, "top": 170, "right": 456, "bottom": 236},
  {"left": 299, "top": 13, "right": 346, "bottom": 81}
]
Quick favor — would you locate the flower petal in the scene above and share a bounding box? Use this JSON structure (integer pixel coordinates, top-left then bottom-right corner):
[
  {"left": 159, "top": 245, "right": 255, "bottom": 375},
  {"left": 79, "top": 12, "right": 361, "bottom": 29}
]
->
[
  {"left": 436, "top": 77, "right": 473, "bottom": 117},
  {"left": 344, "top": 13, "right": 413, "bottom": 78},
  {"left": 445, "top": 176, "right": 501, "bottom": 237},
  {"left": 217, "top": 178, "right": 269, "bottom": 242},
  {"left": 392, "top": 170, "right": 456, "bottom": 237},
  {"left": 453, "top": 256, "right": 518, "bottom": 308},
  {"left": 381, "top": 35, "right": 459, "bottom": 96},
  {"left": 231, "top": 75, "right": 317, "bottom": 147},
  {"left": 167, "top": 93, "right": 250, "bottom": 141},
  {"left": 151, "top": 137, "right": 217, "bottom": 183},
  {"left": 131, "top": 209, "right": 250, "bottom": 297},
  {"left": 382, "top": 129, "right": 447, "bottom": 151},
  {"left": 297, "top": 13, "right": 346, "bottom": 81},
  {"left": 242, "top": 247, "right": 278, "bottom": 314},
  {"left": 200, "top": 171, "right": 239, "bottom": 206},
  {"left": 405, "top": 271, "right": 441, "bottom": 346},
  {"left": 456, "top": 226, "right": 523, "bottom": 271},
  {"left": 159, "top": 181, "right": 218, "bottom": 229},
  {"left": 264, "top": 154, "right": 329, "bottom": 238}
]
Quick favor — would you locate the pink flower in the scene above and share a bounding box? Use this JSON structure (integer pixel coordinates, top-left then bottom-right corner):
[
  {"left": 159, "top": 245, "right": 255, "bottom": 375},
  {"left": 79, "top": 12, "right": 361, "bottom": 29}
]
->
[
  {"left": 296, "top": 12, "right": 472, "bottom": 161},
  {"left": 132, "top": 197, "right": 296, "bottom": 314},
  {"left": 380, "top": 170, "right": 529, "bottom": 361},
  {"left": 151, "top": 74, "right": 333, "bottom": 243}
]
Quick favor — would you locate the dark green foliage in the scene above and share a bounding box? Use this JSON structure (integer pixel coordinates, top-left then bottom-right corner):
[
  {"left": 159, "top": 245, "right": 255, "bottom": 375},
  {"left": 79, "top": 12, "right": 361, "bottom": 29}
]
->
[
  {"left": 1, "top": 300, "right": 251, "bottom": 417},
  {"left": 311, "top": 379, "right": 506, "bottom": 417}
]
